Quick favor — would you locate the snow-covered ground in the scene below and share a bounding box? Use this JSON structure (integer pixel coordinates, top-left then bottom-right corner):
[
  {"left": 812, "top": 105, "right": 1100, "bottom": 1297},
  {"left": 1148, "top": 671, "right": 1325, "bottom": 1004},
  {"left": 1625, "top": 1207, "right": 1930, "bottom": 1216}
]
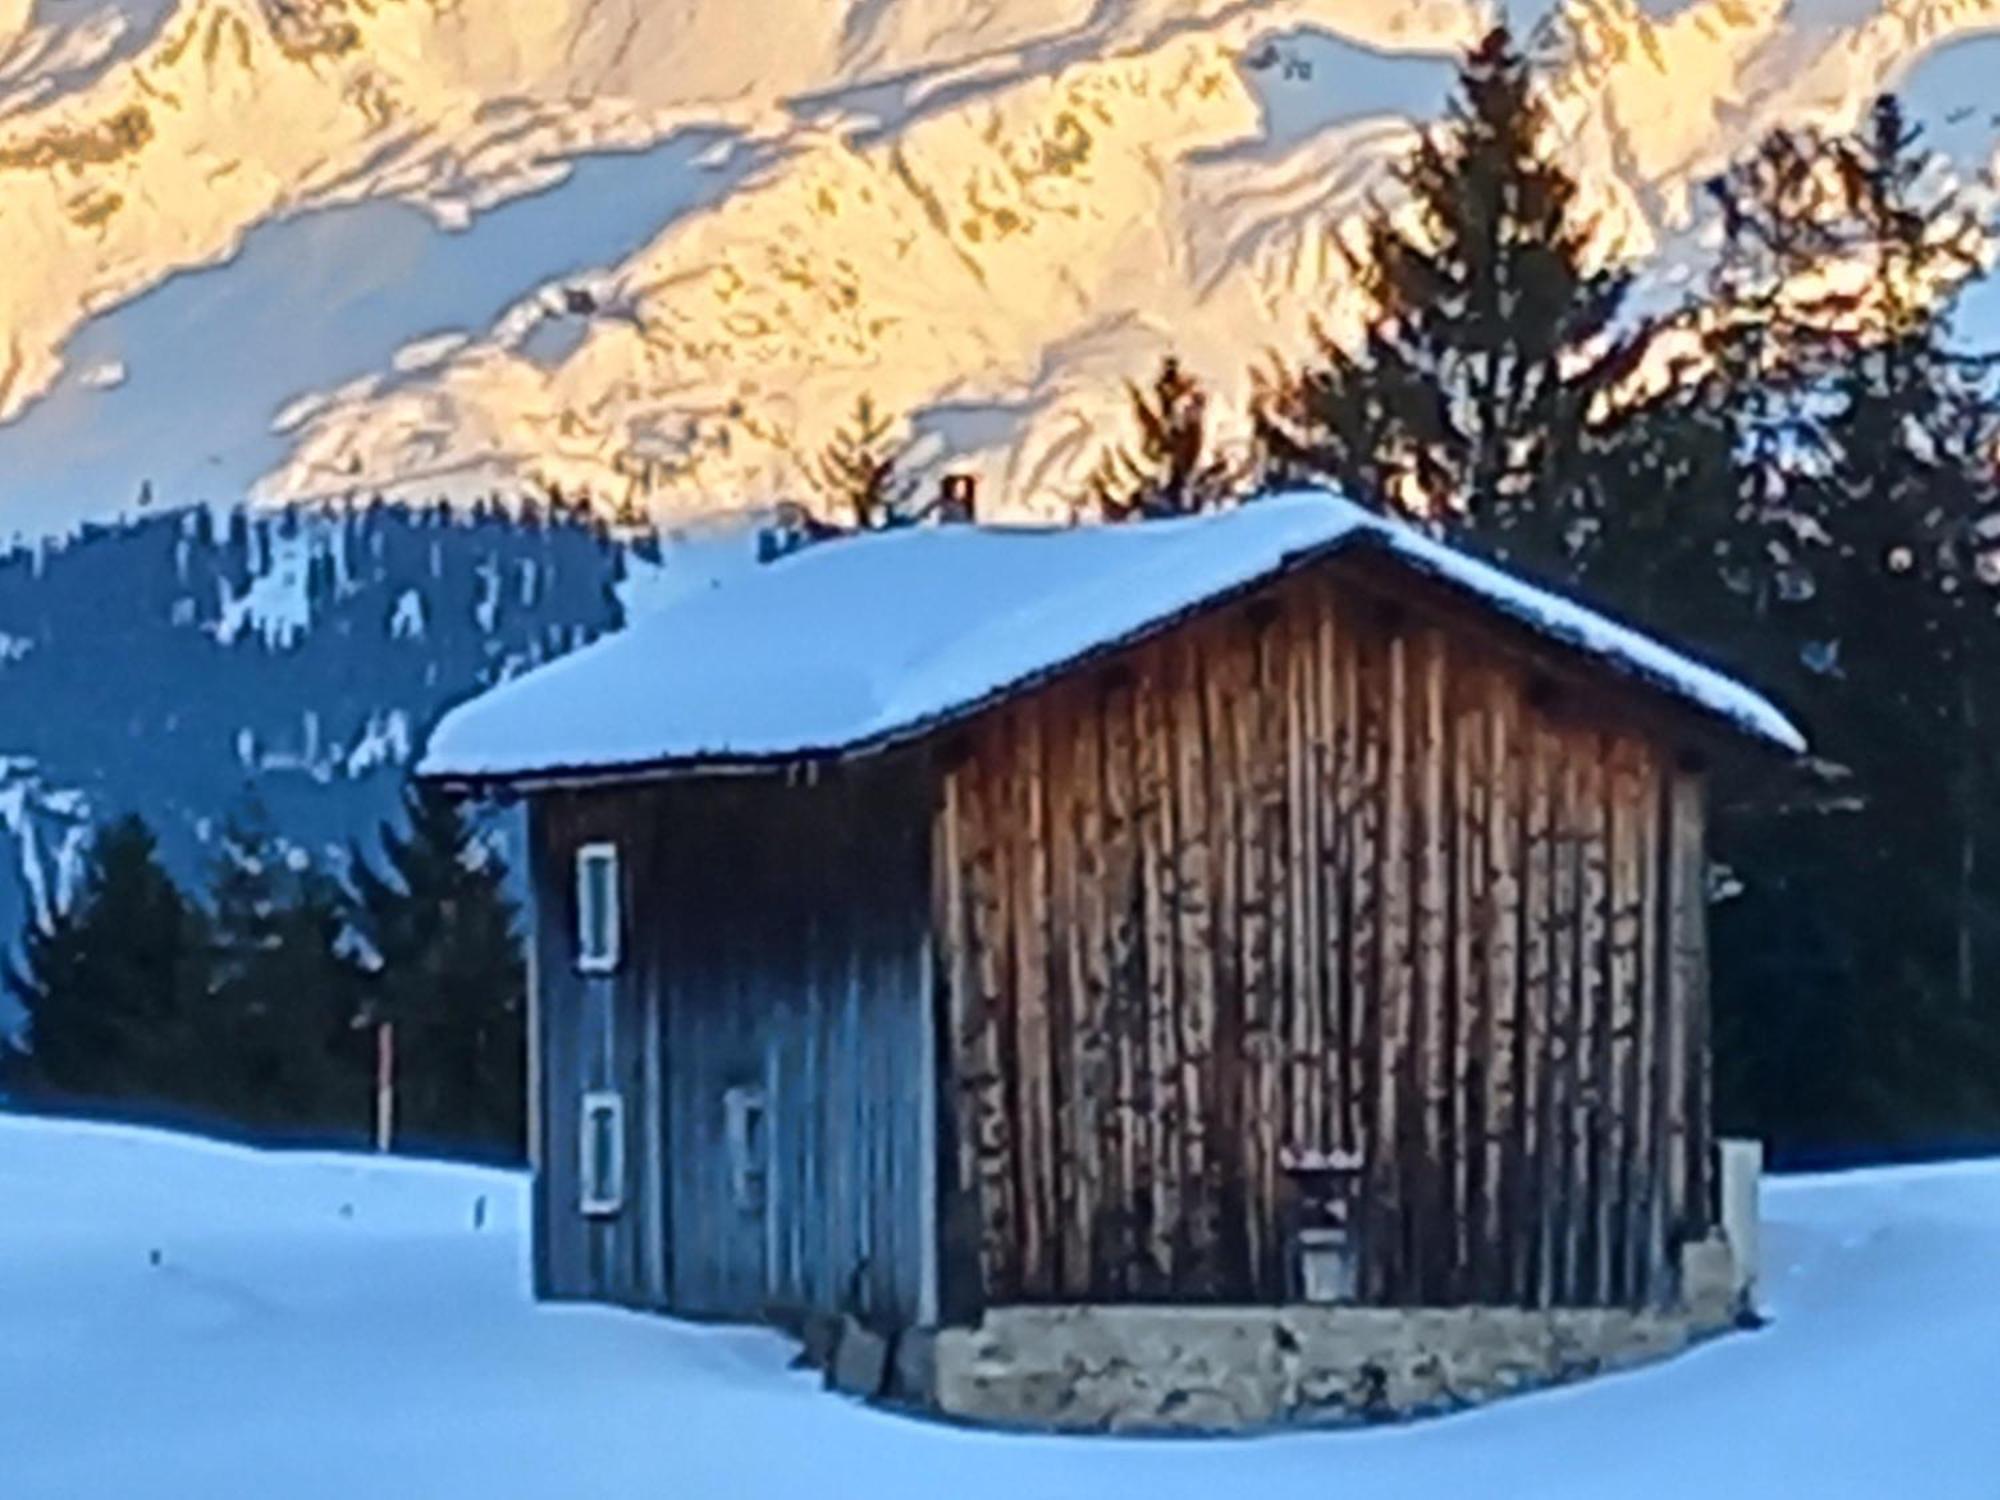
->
[{"left": 1, "top": 1114, "right": 1993, "bottom": 1499}]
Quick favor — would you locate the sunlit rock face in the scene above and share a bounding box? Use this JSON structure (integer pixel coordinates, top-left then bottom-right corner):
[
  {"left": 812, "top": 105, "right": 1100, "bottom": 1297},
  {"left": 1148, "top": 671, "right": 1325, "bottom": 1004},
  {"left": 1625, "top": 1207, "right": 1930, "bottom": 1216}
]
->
[{"left": 2, "top": 0, "right": 1999, "bottom": 532}]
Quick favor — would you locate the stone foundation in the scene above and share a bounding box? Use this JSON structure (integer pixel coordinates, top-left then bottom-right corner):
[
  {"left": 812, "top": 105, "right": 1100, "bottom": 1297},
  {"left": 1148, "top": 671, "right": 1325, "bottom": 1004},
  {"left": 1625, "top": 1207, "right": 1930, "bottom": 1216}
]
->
[{"left": 911, "top": 1239, "right": 1744, "bottom": 1433}]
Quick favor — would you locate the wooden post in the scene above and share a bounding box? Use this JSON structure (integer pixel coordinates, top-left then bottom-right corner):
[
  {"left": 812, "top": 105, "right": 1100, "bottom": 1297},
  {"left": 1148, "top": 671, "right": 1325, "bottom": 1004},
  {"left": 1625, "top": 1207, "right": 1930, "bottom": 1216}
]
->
[{"left": 375, "top": 1018, "right": 396, "bottom": 1154}]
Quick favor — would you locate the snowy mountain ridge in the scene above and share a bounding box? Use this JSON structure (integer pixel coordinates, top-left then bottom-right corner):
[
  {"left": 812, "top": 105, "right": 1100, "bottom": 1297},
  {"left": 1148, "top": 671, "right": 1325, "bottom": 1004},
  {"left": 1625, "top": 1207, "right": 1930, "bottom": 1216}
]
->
[{"left": 7, "top": 0, "right": 2000, "bottom": 535}]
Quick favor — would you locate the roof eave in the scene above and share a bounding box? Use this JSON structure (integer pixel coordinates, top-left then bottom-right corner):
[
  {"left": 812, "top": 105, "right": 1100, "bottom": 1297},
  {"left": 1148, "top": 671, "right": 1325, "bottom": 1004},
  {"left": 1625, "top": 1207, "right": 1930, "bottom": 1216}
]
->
[{"left": 418, "top": 522, "right": 1803, "bottom": 794}]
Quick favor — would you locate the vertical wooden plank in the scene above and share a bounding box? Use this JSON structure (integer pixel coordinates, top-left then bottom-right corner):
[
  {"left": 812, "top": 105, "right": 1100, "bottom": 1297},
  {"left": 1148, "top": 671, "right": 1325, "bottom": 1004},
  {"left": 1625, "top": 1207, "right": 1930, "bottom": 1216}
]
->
[
  {"left": 1009, "top": 703, "right": 1057, "bottom": 1297},
  {"left": 1450, "top": 667, "right": 1487, "bottom": 1304},
  {"left": 1305, "top": 584, "right": 1339, "bottom": 1160},
  {"left": 937, "top": 765, "right": 990, "bottom": 1312},
  {"left": 1228, "top": 609, "right": 1276, "bottom": 1296},
  {"left": 1412, "top": 629, "right": 1451, "bottom": 1302},
  {"left": 766, "top": 787, "right": 796, "bottom": 1319},
  {"left": 1331, "top": 598, "right": 1365, "bottom": 1160},
  {"left": 526, "top": 801, "right": 552, "bottom": 1299},
  {"left": 584, "top": 970, "right": 612, "bottom": 1299},
  {"left": 1665, "top": 764, "right": 1711, "bottom": 1251},
  {"left": 1634, "top": 746, "right": 1668, "bottom": 1307},
  {"left": 1545, "top": 727, "right": 1581, "bottom": 1304},
  {"left": 777, "top": 853, "right": 808, "bottom": 1319},
  {"left": 1213, "top": 617, "right": 1254, "bottom": 1296},
  {"left": 642, "top": 923, "right": 667, "bottom": 1307},
  {"left": 850, "top": 812, "right": 877, "bottom": 1319},
  {"left": 1101, "top": 671, "right": 1144, "bottom": 1297},
  {"left": 1344, "top": 614, "right": 1384, "bottom": 1297},
  {"left": 1373, "top": 625, "right": 1412, "bottom": 1302},
  {"left": 1483, "top": 678, "right": 1523, "bottom": 1306},
  {"left": 1040, "top": 687, "right": 1086, "bottom": 1295},
  {"left": 888, "top": 777, "right": 939, "bottom": 1328},
  {"left": 1264, "top": 604, "right": 1296, "bottom": 1296},
  {"left": 934, "top": 769, "right": 968, "bottom": 1301},
  {"left": 840, "top": 881, "right": 868, "bottom": 1320},
  {"left": 1516, "top": 717, "right": 1555, "bottom": 1307},
  {"left": 1572, "top": 735, "right": 1611, "bottom": 1305},
  {"left": 1072, "top": 684, "right": 1117, "bottom": 1295},
  {"left": 1285, "top": 588, "right": 1320, "bottom": 1169},
  {"left": 1606, "top": 736, "right": 1645, "bottom": 1306},
  {"left": 525, "top": 803, "right": 546, "bottom": 1180},
  {"left": 1137, "top": 641, "right": 1183, "bottom": 1292},
  {"left": 1205, "top": 616, "right": 1252, "bottom": 1295},
  {"left": 1176, "top": 629, "right": 1222, "bottom": 1294},
  {"left": 802, "top": 884, "right": 830, "bottom": 1314},
  {"left": 529, "top": 799, "right": 572, "bottom": 1298},
  {"left": 962, "top": 747, "right": 1020, "bottom": 1306}
]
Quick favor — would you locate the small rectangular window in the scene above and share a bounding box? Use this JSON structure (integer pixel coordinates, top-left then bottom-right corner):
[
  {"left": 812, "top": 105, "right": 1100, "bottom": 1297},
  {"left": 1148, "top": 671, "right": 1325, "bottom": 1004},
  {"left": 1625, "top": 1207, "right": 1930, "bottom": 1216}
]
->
[
  {"left": 579, "top": 1089, "right": 625, "bottom": 1217},
  {"left": 575, "top": 842, "right": 620, "bottom": 974},
  {"left": 723, "top": 1084, "right": 768, "bottom": 1215}
]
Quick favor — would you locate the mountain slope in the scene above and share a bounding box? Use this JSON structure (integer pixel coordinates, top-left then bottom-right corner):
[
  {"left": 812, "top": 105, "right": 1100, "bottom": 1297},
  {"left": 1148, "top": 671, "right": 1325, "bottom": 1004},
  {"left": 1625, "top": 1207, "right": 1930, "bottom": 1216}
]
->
[
  {"left": 0, "top": 500, "right": 676, "bottom": 1007},
  {"left": 8, "top": 0, "right": 2000, "bottom": 534}
]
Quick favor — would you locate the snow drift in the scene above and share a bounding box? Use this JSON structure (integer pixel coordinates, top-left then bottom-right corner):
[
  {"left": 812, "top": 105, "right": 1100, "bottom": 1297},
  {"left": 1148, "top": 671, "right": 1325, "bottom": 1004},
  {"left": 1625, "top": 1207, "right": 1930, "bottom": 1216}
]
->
[{"left": 1, "top": 1113, "right": 1993, "bottom": 1498}]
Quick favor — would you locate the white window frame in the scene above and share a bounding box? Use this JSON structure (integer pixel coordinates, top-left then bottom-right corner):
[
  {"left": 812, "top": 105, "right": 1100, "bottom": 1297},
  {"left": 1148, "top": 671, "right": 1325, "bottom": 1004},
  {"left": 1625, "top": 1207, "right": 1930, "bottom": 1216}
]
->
[
  {"left": 578, "top": 1089, "right": 626, "bottom": 1217},
  {"left": 723, "top": 1083, "right": 768, "bottom": 1215},
  {"left": 575, "top": 841, "right": 621, "bottom": 975}
]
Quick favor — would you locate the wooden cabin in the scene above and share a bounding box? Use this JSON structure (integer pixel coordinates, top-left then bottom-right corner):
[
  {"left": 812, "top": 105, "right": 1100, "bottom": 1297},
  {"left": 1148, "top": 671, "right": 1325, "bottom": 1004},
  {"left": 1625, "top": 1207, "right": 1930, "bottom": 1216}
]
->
[{"left": 419, "top": 491, "right": 1800, "bottom": 1414}]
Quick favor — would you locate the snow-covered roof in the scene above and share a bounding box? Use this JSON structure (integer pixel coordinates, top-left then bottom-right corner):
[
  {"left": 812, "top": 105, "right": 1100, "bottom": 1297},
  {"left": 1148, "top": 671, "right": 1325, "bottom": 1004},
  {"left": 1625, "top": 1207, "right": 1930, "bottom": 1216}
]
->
[{"left": 418, "top": 490, "right": 1804, "bottom": 782}]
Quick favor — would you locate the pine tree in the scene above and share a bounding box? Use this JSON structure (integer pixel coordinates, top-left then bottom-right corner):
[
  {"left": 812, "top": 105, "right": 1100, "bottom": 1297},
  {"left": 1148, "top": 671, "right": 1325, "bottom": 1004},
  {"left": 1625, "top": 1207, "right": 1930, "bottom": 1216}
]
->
[
  {"left": 204, "top": 799, "right": 370, "bottom": 1137},
  {"left": 1, "top": 815, "right": 211, "bottom": 1114},
  {"left": 1692, "top": 97, "right": 2000, "bottom": 1158},
  {"left": 812, "top": 394, "right": 916, "bottom": 531},
  {"left": 1085, "top": 357, "right": 1241, "bottom": 521},
  {"left": 349, "top": 782, "right": 526, "bottom": 1159},
  {"left": 1255, "top": 26, "right": 1636, "bottom": 577},
  {"left": 1790, "top": 100, "right": 2000, "bottom": 1146}
]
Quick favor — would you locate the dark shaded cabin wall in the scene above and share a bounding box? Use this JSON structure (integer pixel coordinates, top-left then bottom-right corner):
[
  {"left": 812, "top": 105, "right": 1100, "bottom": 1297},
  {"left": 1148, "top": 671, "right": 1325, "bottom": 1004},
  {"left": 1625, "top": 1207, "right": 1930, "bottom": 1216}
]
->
[
  {"left": 933, "top": 561, "right": 1716, "bottom": 1313},
  {"left": 529, "top": 756, "right": 938, "bottom": 1330},
  {"left": 529, "top": 791, "right": 661, "bottom": 1309}
]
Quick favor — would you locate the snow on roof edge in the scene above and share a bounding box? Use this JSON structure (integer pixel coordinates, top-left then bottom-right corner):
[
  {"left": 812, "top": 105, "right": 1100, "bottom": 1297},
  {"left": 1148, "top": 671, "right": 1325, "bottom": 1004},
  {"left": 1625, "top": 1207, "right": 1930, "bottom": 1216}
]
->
[{"left": 418, "top": 493, "right": 1805, "bottom": 784}]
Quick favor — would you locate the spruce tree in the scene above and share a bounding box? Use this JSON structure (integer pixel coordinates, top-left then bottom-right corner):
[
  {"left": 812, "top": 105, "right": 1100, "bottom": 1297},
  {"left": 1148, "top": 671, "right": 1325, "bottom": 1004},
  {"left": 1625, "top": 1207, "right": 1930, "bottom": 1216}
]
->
[
  {"left": 204, "top": 799, "right": 370, "bottom": 1137},
  {"left": 1255, "top": 26, "right": 1635, "bottom": 577},
  {"left": 1, "top": 815, "right": 211, "bottom": 1113},
  {"left": 812, "top": 394, "right": 917, "bottom": 531},
  {"left": 1086, "top": 356, "right": 1241, "bottom": 521},
  {"left": 349, "top": 782, "right": 526, "bottom": 1159},
  {"left": 1694, "top": 97, "right": 2000, "bottom": 1158}
]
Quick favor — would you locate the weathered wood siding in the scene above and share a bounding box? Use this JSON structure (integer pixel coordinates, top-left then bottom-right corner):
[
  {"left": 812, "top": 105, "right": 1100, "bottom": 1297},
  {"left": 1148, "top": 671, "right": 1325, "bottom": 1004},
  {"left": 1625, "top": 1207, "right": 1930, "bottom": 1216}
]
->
[
  {"left": 934, "top": 561, "right": 1717, "bottom": 1310},
  {"left": 530, "top": 757, "right": 937, "bottom": 1330}
]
